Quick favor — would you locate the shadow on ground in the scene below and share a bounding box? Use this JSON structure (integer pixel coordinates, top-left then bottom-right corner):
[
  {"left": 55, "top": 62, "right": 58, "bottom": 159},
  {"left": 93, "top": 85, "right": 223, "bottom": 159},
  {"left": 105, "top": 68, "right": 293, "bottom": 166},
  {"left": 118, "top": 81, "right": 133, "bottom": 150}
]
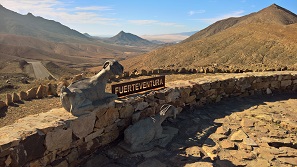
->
[{"left": 82, "top": 92, "right": 297, "bottom": 167}]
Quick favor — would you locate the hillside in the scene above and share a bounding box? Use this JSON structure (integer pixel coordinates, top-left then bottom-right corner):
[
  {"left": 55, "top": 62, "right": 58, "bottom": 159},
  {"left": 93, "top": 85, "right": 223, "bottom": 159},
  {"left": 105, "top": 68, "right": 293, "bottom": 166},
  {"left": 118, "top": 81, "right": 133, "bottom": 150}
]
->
[
  {"left": 0, "top": 34, "right": 144, "bottom": 65},
  {"left": 107, "top": 31, "right": 156, "bottom": 47},
  {"left": 122, "top": 4, "right": 297, "bottom": 71},
  {"left": 0, "top": 5, "right": 148, "bottom": 69},
  {"left": 183, "top": 4, "right": 297, "bottom": 43},
  {"left": 0, "top": 5, "right": 90, "bottom": 43}
]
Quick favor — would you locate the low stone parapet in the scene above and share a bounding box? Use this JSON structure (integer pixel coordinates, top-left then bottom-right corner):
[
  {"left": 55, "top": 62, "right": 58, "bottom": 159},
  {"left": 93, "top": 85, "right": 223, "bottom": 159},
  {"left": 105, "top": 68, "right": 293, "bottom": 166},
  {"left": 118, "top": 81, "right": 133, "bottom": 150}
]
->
[{"left": 0, "top": 71, "right": 296, "bottom": 167}]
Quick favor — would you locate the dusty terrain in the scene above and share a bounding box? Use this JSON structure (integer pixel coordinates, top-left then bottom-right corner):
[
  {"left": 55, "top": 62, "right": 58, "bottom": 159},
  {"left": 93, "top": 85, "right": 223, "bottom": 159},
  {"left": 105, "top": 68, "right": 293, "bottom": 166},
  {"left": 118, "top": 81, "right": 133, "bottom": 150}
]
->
[
  {"left": 83, "top": 93, "right": 297, "bottom": 167},
  {"left": 122, "top": 4, "right": 297, "bottom": 72}
]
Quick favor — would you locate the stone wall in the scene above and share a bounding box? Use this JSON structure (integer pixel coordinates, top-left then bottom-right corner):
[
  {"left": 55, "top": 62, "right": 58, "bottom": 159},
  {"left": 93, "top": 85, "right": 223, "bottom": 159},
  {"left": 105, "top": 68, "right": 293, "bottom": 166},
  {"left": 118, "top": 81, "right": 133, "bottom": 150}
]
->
[
  {"left": 120, "top": 65, "right": 293, "bottom": 78},
  {"left": 0, "top": 71, "right": 296, "bottom": 167}
]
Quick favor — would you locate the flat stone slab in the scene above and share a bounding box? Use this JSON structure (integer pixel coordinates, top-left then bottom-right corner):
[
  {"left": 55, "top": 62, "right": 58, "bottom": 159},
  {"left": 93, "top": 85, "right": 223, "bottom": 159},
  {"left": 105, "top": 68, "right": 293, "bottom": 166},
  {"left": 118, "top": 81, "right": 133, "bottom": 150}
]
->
[{"left": 0, "top": 108, "right": 76, "bottom": 146}]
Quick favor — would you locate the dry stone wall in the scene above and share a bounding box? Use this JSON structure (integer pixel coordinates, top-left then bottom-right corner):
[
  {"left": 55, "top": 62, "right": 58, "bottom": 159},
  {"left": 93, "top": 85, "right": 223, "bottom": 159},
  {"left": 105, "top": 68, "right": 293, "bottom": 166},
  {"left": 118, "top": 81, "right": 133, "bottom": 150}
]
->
[{"left": 0, "top": 71, "right": 296, "bottom": 167}]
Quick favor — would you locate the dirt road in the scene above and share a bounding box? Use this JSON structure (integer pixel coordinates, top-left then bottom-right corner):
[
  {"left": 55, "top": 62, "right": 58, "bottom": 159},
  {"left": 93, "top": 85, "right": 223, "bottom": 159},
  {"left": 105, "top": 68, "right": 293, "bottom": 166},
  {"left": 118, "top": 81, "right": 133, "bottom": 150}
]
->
[{"left": 28, "top": 61, "right": 56, "bottom": 80}]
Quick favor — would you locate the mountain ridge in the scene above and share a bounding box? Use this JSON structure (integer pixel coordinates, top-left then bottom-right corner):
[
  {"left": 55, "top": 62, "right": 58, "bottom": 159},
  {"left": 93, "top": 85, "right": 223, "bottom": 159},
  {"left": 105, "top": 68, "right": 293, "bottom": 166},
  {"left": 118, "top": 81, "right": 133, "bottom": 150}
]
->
[
  {"left": 122, "top": 4, "right": 297, "bottom": 71},
  {"left": 0, "top": 5, "right": 90, "bottom": 43},
  {"left": 0, "top": 5, "right": 149, "bottom": 67},
  {"left": 183, "top": 4, "right": 297, "bottom": 43}
]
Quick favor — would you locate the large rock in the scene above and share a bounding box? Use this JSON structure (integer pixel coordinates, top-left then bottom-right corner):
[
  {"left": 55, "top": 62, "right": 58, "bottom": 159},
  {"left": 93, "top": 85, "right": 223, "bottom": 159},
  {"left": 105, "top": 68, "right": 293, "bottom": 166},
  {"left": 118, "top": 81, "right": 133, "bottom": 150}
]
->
[
  {"left": 100, "top": 128, "right": 119, "bottom": 145},
  {"left": 240, "top": 118, "right": 254, "bottom": 127},
  {"left": 71, "top": 113, "right": 96, "bottom": 139},
  {"left": 185, "top": 146, "right": 201, "bottom": 158},
  {"left": 134, "top": 102, "right": 149, "bottom": 111},
  {"left": 9, "top": 145, "right": 27, "bottom": 167},
  {"left": 119, "top": 104, "right": 134, "bottom": 119},
  {"left": 26, "top": 87, "right": 38, "bottom": 99},
  {"left": 95, "top": 107, "right": 119, "bottom": 128},
  {"left": 19, "top": 91, "right": 28, "bottom": 101},
  {"left": 36, "top": 85, "right": 48, "bottom": 99},
  {"left": 281, "top": 80, "right": 292, "bottom": 88},
  {"left": 48, "top": 83, "right": 58, "bottom": 96},
  {"left": 165, "top": 89, "right": 180, "bottom": 102},
  {"left": 5, "top": 93, "right": 13, "bottom": 106},
  {"left": 45, "top": 128, "right": 72, "bottom": 151},
  {"left": 21, "top": 132, "right": 46, "bottom": 162},
  {"left": 230, "top": 129, "right": 248, "bottom": 142},
  {"left": 12, "top": 93, "right": 20, "bottom": 103}
]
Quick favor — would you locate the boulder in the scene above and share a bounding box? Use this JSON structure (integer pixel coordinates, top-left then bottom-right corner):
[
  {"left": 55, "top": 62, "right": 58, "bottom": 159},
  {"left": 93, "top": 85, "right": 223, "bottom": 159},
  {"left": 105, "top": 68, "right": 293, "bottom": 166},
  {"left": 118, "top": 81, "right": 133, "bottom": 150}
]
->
[
  {"left": 45, "top": 128, "right": 72, "bottom": 151},
  {"left": 6, "top": 93, "right": 13, "bottom": 106},
  {"left": 12, "top": 93, "right": 21, "bottom": 103},
  {"left": 36, "top": 85, "right": 48, "bottom": 99},
  {"left": 95, "top": 107, "right": 119, "bottom": 128},
  {"left": 48, "top": 83, "right": 58, "bottom": 96},
  {"left": 26, "top": 87, "right": 38, "bottom": 99},
  {"left": 19, "top": 91, "right": 28, "bottom": 101},
  {"left": 71, "top": 113, "right": 96, "bottom": 139}
]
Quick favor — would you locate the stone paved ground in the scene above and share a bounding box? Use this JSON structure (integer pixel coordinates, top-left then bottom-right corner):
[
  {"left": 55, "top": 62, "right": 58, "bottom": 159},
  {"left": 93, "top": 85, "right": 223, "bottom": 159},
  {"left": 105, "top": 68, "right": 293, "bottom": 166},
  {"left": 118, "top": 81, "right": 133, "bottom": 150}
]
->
[{"left": 82, "top": 93, "right": 297, "bottom": 167}]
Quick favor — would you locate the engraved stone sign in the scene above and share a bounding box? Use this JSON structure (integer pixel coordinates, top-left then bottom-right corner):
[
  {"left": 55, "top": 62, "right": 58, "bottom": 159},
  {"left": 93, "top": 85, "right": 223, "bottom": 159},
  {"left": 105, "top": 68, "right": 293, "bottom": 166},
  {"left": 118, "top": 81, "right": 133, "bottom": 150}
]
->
[{"left": 112, "top": 75, "right": 165, "bottom": 97}]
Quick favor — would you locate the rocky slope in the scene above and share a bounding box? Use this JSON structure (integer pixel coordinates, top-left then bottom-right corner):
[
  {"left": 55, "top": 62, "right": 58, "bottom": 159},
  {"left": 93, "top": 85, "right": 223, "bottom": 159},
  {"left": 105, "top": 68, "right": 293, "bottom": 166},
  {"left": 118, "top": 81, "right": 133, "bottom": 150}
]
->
[{"left": 122, "top": 4, "right": 297, "bottom": 71}]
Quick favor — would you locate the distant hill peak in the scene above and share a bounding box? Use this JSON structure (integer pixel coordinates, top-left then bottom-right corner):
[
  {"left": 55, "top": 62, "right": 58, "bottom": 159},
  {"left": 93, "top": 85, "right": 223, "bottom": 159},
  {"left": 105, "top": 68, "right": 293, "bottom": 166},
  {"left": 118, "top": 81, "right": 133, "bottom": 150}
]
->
[{"left": 107, "top": 31, "right": 155, "bottom": 47}]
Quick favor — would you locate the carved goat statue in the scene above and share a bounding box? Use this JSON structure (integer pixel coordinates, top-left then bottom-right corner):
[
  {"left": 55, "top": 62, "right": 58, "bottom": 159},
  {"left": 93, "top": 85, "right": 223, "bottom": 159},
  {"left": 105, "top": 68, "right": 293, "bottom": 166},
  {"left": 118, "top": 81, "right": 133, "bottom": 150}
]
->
[
  {"left": 60, "top": 60, "right": 123, "bottom": 116},
  {"left": 124, "top": 104, "right": 179, "bottom": 152}
]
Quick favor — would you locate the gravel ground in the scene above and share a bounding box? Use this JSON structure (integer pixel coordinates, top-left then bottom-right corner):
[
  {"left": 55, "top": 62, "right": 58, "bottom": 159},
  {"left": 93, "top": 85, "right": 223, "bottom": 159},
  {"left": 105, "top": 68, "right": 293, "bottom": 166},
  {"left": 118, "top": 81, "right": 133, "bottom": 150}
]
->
[{"left": 0, "top": 97, "right": 60, "bottom": 128}]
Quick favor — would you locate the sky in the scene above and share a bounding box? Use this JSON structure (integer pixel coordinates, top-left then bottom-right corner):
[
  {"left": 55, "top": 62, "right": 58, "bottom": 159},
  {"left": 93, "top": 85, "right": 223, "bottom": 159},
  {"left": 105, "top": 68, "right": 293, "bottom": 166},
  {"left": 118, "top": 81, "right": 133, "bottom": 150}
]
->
[{"left": 1, "top": 0, "right": 297, "bottom": 36}]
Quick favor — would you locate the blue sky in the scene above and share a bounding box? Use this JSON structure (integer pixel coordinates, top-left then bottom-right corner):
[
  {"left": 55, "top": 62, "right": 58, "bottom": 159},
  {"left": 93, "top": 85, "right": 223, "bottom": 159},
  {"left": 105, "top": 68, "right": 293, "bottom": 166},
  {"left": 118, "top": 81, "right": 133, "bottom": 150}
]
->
[{"left": 1, "top": 0, "right": 297, "bottom": 36}]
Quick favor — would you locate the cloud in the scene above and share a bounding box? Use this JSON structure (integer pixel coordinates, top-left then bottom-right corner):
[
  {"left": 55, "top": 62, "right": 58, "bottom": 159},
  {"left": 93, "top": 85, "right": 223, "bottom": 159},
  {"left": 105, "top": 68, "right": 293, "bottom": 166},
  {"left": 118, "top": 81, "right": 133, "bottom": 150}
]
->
[
  {"left": 74, "top": 6, "right": 112, "bottom": 11},
  {"left": 192, "top": 10, "right": 244, "bottom": 23},
  {"left": 128, "top": 19, "right": 184, "bottom": 27},
  {"left": 1, "top": 0, "right": 117, "bottom": 25},
  {"left": 188, "top": 10, "right": 206, "bottom": 16}
]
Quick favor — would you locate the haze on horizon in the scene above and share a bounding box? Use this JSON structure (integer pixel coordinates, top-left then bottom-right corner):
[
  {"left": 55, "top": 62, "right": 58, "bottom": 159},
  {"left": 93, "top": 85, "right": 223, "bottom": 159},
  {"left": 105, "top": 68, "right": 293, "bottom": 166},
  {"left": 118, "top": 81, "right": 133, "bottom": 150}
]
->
[{"left": 1, "top": 0, "right": 297, "bottom": 37}]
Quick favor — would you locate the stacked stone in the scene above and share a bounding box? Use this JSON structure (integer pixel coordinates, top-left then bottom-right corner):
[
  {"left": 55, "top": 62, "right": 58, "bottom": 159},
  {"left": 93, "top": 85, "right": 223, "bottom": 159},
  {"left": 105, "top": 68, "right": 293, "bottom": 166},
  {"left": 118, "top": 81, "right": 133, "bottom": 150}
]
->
[
  {"left": 0, "top": 71, "right": 296, "bottom": 167},
  {"left": 1, "top": 84, "right": 59, "bottom": 110}
]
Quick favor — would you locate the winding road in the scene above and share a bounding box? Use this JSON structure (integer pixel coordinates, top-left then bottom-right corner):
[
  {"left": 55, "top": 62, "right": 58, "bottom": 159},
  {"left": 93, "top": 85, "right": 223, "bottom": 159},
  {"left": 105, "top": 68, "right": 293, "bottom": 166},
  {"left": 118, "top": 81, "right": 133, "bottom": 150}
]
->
[{"left": 28, "top": 61, "right": 56, "bottom": 80}]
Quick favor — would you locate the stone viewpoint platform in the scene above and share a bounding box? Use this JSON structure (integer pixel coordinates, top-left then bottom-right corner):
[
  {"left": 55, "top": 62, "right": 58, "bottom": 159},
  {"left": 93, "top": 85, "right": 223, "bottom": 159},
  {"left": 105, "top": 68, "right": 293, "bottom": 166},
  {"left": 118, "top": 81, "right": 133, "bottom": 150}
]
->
[{"left": 0, "top": 71, "right": 296, "bottom": 167}]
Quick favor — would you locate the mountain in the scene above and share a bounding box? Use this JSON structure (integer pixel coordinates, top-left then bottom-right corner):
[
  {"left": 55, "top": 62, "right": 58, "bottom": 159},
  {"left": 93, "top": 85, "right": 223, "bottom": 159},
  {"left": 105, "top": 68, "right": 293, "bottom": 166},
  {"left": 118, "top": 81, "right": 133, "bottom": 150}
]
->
[
  {"left": 122, "top": 4, "right": 297, "bottom": 71},
  {"left": 107, "top": 31, "right": 156, "bottom": 47},
  {"left": 0, "top": 5, "right": 91, "bottom": 43},
  {"left": 0, "top": 5, "right": 148, "bottom": 68},
  {"left": 183, "top": 4, "right": 297, "bottom": 43}
]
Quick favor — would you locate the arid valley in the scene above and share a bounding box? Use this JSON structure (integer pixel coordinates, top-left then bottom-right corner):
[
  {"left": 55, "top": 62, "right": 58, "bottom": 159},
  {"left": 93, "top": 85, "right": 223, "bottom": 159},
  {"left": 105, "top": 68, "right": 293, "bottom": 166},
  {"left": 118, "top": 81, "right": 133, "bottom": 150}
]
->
[{"left": 0, "top": 2, "right": 296, "bottom": 167}]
